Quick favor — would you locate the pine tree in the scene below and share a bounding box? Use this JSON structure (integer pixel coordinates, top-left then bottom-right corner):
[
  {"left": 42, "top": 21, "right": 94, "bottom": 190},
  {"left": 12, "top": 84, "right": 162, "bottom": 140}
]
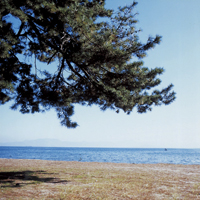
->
[{"left": 0, "top": 0, "right": 175, "bottom": 127}]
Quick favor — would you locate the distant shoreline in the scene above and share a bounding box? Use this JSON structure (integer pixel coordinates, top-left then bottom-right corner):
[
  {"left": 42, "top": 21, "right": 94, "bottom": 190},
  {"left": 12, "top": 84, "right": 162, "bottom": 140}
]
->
[{"left": 1, "top": 145, "right": 199, "bottom": 149}]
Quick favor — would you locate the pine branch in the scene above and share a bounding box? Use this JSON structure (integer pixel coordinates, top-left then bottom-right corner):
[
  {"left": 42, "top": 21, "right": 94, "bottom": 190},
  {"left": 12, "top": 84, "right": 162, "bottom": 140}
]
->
[
  {"left": 66, "top": 60, "right": 85, "bottom": 80},
  {"left": 16, "top": 22, "right": 25, "bottom": 37}
]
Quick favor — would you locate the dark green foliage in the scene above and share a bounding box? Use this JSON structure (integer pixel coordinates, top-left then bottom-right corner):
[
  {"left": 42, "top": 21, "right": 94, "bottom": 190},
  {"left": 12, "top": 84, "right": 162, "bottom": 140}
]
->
[{"left": 0, "top": 0, "right": 175, "bottom": 127}]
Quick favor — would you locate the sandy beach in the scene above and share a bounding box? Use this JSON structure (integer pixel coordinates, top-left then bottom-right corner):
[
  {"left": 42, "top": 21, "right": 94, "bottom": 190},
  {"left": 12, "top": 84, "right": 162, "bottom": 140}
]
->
[{"left": 0, "top": 158, "right": 200, "bottom": 199}]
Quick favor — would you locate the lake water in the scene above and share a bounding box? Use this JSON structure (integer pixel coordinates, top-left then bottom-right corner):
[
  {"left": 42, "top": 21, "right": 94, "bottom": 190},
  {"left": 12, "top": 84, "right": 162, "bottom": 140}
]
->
[{"left": 0, "top": 146, "right": 200, "bottom": 165}]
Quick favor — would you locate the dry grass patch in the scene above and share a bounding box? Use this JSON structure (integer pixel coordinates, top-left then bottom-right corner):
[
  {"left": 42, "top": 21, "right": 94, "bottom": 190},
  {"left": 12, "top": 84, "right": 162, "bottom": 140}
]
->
[{"left": 0, "top": 159, "right": 200, "bottom": 199}]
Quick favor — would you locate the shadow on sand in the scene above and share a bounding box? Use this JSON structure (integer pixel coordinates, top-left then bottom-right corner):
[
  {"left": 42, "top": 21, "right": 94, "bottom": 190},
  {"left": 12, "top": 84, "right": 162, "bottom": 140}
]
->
[{"left": 0, "top": 170, "right": 68, "bottom": 188}]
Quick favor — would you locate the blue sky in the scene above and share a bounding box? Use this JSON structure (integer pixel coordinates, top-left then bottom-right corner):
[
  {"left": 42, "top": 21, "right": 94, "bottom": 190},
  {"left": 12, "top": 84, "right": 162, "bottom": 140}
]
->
[{"left": 0, "top": 0, "right": 200, "bottom": 148}]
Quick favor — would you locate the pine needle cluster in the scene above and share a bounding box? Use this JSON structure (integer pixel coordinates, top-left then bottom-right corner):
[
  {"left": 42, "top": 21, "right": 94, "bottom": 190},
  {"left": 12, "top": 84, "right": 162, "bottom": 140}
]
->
[{"left": 0, "top": 0, "right": 175, "bottom": 127}]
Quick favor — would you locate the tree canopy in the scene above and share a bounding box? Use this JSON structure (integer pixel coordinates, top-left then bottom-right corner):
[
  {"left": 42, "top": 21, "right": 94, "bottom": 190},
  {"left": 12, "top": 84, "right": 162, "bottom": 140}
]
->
[{"left": 0, "top": 0, "right": 175, "bottom": 127}]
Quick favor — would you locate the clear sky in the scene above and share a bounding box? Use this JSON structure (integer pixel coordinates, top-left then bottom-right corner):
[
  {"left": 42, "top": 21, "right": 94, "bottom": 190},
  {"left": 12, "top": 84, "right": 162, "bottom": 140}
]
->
[{"left": 0, "top": 0, "right": 200, "bottom": 148}]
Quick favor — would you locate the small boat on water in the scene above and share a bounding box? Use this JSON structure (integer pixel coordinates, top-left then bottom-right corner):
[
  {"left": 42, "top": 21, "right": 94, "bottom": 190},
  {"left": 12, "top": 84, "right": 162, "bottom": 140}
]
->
[{"left": 165, "top": 148, "right": 167, "bottom": 151}]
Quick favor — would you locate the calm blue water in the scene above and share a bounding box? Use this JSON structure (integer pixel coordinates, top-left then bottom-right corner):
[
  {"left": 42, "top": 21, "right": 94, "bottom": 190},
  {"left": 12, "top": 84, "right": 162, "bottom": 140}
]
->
[{"left": 0, "top": 146, "right": 200, "bottom": 165}]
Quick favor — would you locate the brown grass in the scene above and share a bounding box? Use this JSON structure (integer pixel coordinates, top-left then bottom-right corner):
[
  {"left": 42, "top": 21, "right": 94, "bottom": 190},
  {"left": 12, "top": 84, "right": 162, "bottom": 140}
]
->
[{"left": 0, "top": 159, "right": 200, "bottom": 199}]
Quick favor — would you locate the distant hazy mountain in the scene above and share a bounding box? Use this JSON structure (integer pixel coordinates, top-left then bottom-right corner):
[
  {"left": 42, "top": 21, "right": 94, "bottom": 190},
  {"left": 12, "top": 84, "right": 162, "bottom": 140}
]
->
[
  {"left": 0, "top": 138, "right": 86, "bottom": 147},
  {"left": 0, "top": 138, "right": 115, "bottom": 147}
]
